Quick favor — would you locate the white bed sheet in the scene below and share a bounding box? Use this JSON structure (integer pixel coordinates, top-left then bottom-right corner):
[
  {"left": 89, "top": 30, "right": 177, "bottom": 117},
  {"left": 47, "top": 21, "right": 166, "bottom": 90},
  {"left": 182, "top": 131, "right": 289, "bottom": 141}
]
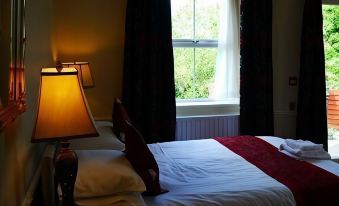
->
[
  {"left": 144, "top": 136, "right": 339, "bottom": 206},
  {"left": 76, "top": 192, "right": 147, "bottom": 206}
]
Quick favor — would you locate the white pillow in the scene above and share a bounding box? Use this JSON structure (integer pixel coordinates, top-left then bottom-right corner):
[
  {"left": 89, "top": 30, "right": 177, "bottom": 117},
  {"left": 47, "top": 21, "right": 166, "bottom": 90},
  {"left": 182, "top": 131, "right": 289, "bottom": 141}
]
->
[
  {"left": 70, "top": 121, "right": 125, "bottom": 151},
  {"left": 75, "top": 150, "right": 146, "bottom": 199}
]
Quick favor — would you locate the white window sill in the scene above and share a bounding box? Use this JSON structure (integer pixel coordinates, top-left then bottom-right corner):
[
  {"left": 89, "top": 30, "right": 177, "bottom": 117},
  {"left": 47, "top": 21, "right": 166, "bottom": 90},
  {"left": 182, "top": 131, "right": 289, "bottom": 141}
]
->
[
  {"left": 322, "top": 0, "right": 339, "bottom": 5},
  {"left": 176, "top": 99, "right": 239, "bottom": 117}
]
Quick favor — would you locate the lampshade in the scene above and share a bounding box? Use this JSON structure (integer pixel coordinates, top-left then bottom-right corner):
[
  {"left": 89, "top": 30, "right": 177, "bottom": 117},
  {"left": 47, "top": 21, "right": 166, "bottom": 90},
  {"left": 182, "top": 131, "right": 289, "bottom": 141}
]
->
[
  {"left": 31, "top": 67, "right": 98, "bottom": 142},
  {"left": 62, "top": 62, "right": 95, "bottom": 88}
]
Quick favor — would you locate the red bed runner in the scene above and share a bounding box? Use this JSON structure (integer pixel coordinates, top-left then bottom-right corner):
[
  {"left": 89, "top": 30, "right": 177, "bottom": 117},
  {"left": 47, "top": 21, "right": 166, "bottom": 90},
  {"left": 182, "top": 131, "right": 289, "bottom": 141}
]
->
[{"left": 214, "top": 136, "right": 339, "bottom": 206}]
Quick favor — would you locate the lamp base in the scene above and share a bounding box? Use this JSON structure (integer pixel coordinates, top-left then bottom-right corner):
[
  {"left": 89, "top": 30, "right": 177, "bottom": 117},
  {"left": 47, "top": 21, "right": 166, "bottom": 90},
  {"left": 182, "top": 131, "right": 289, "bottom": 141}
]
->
[{"left": 54, "top": 141, "right": 77, "bottom": 206}]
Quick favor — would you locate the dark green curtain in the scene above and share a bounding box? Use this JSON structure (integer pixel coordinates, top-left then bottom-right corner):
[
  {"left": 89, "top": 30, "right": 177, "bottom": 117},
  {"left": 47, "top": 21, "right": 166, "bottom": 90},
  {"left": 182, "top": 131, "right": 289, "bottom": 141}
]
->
[
  {"left": 297, "top": 0, "right": 328, "bottom": 150},
  {"left": 122, "top": 0, "right": 176, "bottom": 143},
  {"left": 239, "top": 0, "right": 274, "bottom": 135}
]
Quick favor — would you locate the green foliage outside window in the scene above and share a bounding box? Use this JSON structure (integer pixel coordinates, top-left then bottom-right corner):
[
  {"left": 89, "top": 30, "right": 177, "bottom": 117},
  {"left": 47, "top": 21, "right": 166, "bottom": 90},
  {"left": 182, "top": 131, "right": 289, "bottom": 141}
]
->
[
  {"left": 323, "top": 5, "right": 339, "bottom": 90},
  {"left": 172, "top": 0, "right": 219, "bottom": 99}
]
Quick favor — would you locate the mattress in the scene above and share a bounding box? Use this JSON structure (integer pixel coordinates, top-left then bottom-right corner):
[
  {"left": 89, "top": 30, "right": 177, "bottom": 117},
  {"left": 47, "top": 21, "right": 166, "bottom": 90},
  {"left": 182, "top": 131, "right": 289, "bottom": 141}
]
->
[{"left": 144, "top": 136, "right": 339, "bottom": 206}]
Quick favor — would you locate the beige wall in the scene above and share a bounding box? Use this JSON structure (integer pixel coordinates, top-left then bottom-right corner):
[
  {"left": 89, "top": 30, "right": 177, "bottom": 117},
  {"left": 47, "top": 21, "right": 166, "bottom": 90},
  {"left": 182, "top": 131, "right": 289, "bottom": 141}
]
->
[
  {"left": 272, "top": 0, "right": 305, "bottom": 138},
  {"left": 53, "top": 0, "right": 127, "bottom": 120},
  {"left": 0, "top": 1, "right": 127, "bottom": 204},
  {"left": 0, "top": 0, "right": 54, "bottom": 205}
]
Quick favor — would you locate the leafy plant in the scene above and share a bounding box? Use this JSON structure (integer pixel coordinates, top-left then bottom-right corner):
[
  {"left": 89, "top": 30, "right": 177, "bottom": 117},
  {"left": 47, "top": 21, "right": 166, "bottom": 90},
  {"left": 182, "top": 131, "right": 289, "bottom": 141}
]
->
[{"left": 323, "top": 5, "right": 339, "bottom": 90}]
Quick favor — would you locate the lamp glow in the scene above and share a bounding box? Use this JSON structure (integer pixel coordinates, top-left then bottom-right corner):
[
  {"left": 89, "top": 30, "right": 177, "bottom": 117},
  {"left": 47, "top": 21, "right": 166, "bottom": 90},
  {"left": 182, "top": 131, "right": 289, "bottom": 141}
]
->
[
  {"left": 62, "top": 62, "right": 95, "bottom": 88},
  {"left": 31, "top": 67, "right": 98, "bottom": 142}
]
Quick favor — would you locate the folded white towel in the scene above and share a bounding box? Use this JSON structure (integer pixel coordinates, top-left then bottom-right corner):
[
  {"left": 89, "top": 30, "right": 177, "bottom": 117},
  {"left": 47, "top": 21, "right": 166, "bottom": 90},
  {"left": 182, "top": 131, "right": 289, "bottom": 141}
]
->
[
  {"left": 285, "top": 139, "right": 324, "bottom": 151},
  {"left": 280, "top": 150, "right": 304, "bottom": 160},
  {"left": 280, "top": 143, "right": 331, "bottom": 160}
]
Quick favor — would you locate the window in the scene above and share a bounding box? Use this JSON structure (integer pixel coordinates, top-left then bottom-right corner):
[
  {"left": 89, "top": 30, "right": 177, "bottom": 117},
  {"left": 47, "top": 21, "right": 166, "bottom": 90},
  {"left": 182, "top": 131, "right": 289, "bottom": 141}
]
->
[
  {"left": 171, "top": 0, "right": 239, "bottom": 104},
  {"left": 323, "top": 3, "right": 339, "bottom": 158}
]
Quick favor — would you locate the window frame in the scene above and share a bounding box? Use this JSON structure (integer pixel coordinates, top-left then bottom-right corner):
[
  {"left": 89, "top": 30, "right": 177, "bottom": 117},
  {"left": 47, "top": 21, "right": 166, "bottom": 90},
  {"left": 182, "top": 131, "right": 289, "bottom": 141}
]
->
[
  {"left": 322, "top": 0, "right": 339, "bottom": 5},
  {"left": 173, "top": 39, "right": 218, "bottom": 48},
  {"left": 172, "top": 0, "right": 240, "bottom": 116},
  {"left": 172, "top": 0, "right": 219, "bottom": 102}
]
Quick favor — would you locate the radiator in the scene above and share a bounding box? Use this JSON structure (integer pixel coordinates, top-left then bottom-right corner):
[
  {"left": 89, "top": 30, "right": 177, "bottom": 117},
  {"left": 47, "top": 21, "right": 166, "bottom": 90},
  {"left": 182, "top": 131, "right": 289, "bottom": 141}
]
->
[{"left": 176, "top": 115, "right": 239, "bottom": 141}]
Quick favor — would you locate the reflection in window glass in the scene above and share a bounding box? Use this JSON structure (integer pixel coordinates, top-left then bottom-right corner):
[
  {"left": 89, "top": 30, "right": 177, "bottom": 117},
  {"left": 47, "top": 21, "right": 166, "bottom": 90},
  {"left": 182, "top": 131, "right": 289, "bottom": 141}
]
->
[
  {"left": 195, "top": 48, "right": 217, "bottom": 98},
  {"left": 195, "top": 0, "right": 220, "bottom": 40},
  {"left": 174, "top": 48, "right": 194, "bottom": 99},
  {"left": 171, "top": 0, "right": 193, "bottom": 39}
]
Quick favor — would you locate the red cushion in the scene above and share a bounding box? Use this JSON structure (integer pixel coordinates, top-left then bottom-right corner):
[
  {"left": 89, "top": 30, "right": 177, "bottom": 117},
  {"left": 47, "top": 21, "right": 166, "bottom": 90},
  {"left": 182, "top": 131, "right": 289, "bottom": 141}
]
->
[
  {"left": 112, "top": 98, "right": 131, "bottom": 142},
  {"left": 124, "top": 120, "right": 168, "bottom": 195}
]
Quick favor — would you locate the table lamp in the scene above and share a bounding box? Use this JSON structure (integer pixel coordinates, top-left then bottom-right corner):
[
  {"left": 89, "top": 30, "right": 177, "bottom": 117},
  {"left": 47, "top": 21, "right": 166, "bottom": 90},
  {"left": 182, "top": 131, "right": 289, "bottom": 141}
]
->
[
  {"left": 62, "top": 61, "right": 95, "bottom": 88},
  {"left": 31, "top": 64, "right": 98, "bottom": 206}
]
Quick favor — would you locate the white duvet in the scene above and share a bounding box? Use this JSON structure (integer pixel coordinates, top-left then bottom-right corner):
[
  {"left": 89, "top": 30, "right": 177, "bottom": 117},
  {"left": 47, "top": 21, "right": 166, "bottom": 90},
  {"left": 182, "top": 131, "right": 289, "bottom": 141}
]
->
[{"left": 144, "top": 136, "right": 339, "bottom": 206}]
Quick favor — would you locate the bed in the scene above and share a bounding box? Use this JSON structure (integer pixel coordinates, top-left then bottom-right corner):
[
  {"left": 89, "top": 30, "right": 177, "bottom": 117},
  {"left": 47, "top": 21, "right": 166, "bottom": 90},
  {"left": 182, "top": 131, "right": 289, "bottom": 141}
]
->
[
  {"left": 144, "top": 136, "right": 339, "bottom": 206},
  {"left": 44, "top": 100, "right": 339, "bottom": 206},
  {"left": 111, "top": 99, "right": 339, "bottom": 206},
  {"left": 61, "top": 120, "right": 339, "bottom": 206}
]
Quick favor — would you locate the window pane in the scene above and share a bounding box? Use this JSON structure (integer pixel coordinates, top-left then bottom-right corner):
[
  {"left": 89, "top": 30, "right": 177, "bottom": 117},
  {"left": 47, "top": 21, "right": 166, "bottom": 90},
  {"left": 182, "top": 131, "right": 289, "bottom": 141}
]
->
[
  {"left": 323, "top": 5, "right": 339, "bottom": 158},
  {"left": 171, "top": 0, "right": 193, "bottom": 39},
  {"left": 195, "top": 48, "right": 217, "bottom": 98},
  {"left": 195, "top": 0, "right": 220, "bottom": 40},
  {"left": 323, "top": 5, "right": 339, "bottom": 90},
  {"left": 174, "top": 48, "right": 195, "bottom": 99}
]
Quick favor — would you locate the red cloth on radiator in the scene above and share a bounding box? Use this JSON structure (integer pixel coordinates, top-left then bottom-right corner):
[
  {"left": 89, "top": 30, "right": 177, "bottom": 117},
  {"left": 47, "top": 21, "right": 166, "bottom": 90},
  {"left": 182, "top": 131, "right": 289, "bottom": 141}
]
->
[{"left": 214, "top": 136, "right": 339, "bottom": 206}]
